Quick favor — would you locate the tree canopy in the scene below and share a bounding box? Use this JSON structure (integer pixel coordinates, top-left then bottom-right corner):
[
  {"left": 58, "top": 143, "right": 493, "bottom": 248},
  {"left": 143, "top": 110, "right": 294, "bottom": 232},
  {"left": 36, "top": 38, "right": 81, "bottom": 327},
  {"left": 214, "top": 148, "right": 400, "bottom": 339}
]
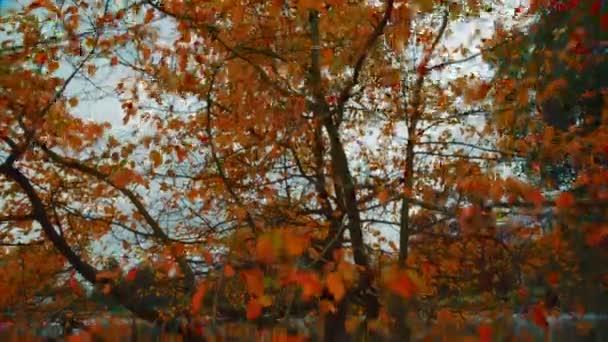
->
[{"left": 0, "top": 0, "right": 607, "bottom": 340}]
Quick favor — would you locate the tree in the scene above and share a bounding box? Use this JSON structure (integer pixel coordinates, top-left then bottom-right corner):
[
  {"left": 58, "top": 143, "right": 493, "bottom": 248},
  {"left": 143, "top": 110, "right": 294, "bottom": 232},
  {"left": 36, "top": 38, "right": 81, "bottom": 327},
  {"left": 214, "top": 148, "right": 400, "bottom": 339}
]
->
[
  {"left": 484, "top": 0, "right": 608, "bottom": 321},
  {"left": 1, "top": 0, "right": 607, "bottom": 340}
]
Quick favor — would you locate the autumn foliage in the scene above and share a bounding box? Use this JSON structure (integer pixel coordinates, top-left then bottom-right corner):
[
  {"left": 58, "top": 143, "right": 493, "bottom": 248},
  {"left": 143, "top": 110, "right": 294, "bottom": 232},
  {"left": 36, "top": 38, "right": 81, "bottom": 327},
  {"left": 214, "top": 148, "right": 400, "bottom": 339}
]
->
[{"left": 0, "top": 0, "right": 607, "bottom": 340}]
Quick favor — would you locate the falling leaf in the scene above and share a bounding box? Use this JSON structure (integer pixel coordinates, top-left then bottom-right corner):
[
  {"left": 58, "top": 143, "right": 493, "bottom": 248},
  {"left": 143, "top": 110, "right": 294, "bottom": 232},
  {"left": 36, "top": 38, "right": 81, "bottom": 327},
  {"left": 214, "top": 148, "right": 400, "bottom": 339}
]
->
[
  {"left": 126, "top": 268, "right": 138, "bottom": 282},
  {"left": 256, "top": 234, "right": 276, "bottom": 263},
  {"left": 385, "top": 269, "right": 417, "bottom": 299},
  {"left": 555, "top": 192, "right": 575, "bottom": 208},
  {"left": 478, "top": 324, "right": 493, "bottom": 342},
  {"left": 224, "top": 264, "right": 235, "bottom": 278},
  {"left": 345, "top": 316, "right": 361, "bottom": 334},
  {"left": 111, "top": 170, "right": 131, "bottom": 188},
  {"left": 378, "top": 189, "right": 391, "bottom": 204},
  {"left": 525, "top": 189, "right": 545, "bottom": 206},
  {"left": 110, "top": 56, "right": 119, "bottom": 66},
  {"left": 294, "top": 271, "right": 323, "bottom": 301},
  {"left": 326, "top": 272, "right": 345, "bottom": 302},
  {"left": 246, "top": 298, "right": 263, "bottom": 320},
  {"left": 284, "top": 231, "right": 308, "bottom": 256},
  {"left": 531, "top": 303, "right": 548, "bottom": 330},
  {"left": 586, "top": 225, "right": 608, "bottom": 246},
  {"left": 546, "top": 272, "right": 560, "bottom": 286},
  {"left": 191, "top": 281, "right": 208, "bottom": 314},
  {"left": 48, "top": 61, "right": 59, "bottom": 73},
  {"left": 34, "top": 52, "right": 47, "bottom": 65},
  {"left": 258, "top": 295, "right": 273, "bottom": 307},
  {"left": 144, "top": 8, "right": 155, "bottom": 23},
  {"left": 243, "top": 268, "right": 265, "bottom": 297},
  {"left": 68, "top": 97, "right": 79, "bottom": 107},
  {"left": 86, "top": 64, "right": 97, "bottom": 76}
]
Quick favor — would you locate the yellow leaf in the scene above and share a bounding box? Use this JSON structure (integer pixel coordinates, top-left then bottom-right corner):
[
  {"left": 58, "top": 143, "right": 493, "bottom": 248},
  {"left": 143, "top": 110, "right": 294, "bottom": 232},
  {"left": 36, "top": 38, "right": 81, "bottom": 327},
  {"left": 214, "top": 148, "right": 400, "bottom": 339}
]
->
[
  {"left": 326, "top": 272, "right": 345, "bottom": 302},
  {"left": 258, "top": 295, "right": 273, "bottom": 307},
  {"left": 414, "top": 0, "right": 435, "bottom": 12}
]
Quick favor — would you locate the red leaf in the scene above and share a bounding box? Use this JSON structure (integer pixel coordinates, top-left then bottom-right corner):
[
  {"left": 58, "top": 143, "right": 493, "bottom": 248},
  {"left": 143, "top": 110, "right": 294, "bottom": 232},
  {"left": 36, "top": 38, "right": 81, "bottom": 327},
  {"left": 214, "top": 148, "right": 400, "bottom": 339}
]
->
[
  {"left": 34, "top": 53, "right": 47, "bottom": 65},
  {"left": 546, "top": 272, "right": 560, "bottom": 287},
  {"left": 246, "top": 298, "right": 263, "bottom": 320},
  {"left": 69, "top": 272, "right": 83, "bottom": 297},
  {"left": 478, "top": 324, "right": 493, "bottom": 342},
  {"left": 126, "top": 268, "right": 137, "bottom": 281},
  {"left": 526, "top": 189, "right": 545, "bottom": 205},
  {"left": 591, "top": 0, "right": 601, "bottom": 15},
  {"left": 531, "top": 303, "right": 548, "bottom": 330},
  {"left": 555, "top": 192, "right": 575, "bottom": 208}
]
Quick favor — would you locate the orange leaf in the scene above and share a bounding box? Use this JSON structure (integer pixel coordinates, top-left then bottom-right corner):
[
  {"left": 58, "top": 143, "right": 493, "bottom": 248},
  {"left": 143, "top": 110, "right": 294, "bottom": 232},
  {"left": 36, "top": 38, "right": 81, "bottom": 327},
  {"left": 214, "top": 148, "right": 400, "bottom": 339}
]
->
[
  {"left": 345, "top": 316, "right": 360, "bottom": 334},
  {"left": 246, "top": 298, "right": 263, "bottom": 320},
  {"left": 150, "top": 150, "right": 162, "bottom": 168},
  {"left": 293, "top": 271, "right": 323, "bottom": 301},
  {"left": 34, "top": 52, "right": 47, "bottom": 65},
  {"left": 110, "top": 56, "right": 119, "bottom": 66},
  {"left": 191, "top": 281, "right": 208, "bottom": 315},
  {"left": 284, "top": 231, "right": 308, "bottom": 256},
  {"left": 378, "top": 189, "right": 391, "bottom": 204},
  {"left": 96, "top": 270, "right": 119, "bottom": 281},
  {"left": 326, "top": 272, "right": 345, "bottom": 302},
  {"left": 319, "top": 299, "right": 336, "bottom": 315},
  {"left": 243, "top": 268, "right": 265, "bottom": 297},
  {"left": 48, "top": 61, "right": 59, "bottom": 73},
  {"left": 256, "top": 234, "right": 276, "bottom": 263},
  {"left": 144, "top": 8, "right": 155, "bottom": 23},
  {"left": 201, "top": 250, "right": 213, "bottom": 264},
  {"left": 386, "top": 270, "right": 417, "bottom": 299},
  {"left": 111, "top": 168, "right": 136, "bottom": 188},
  {"left": 68, "top": 97, "right": 79, "bottom": 107},
  {"left": 224, "top": 264, "right": 235, "bottom": 278}
]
